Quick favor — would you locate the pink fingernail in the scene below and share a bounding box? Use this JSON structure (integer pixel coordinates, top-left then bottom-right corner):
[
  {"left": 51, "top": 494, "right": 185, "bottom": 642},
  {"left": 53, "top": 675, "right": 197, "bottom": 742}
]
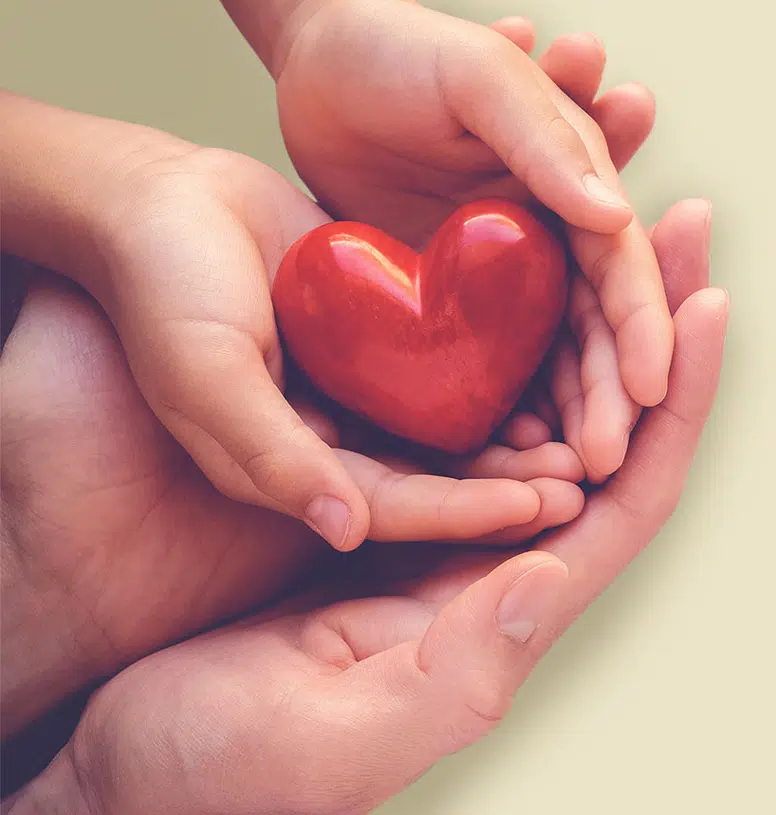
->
[
  {"left": 305, "top": 495, "right": 351, "bottom": 550},
  {"left": 497, "top": 559, "right": 569, "bottom": 643}
]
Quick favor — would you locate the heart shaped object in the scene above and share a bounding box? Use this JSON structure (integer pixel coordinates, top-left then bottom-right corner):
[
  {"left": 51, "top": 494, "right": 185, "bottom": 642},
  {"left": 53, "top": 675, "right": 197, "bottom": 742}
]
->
[{"left": 273, "top": 199, "right": 568, "bottom": 454}]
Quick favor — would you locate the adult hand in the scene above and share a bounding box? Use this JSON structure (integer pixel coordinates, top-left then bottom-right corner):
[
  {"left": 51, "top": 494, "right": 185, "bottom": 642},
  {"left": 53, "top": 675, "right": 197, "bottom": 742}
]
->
[
  {"left": 0, "top": 32, "right": 655, "bottom": 734},
  {"left": 0, "top": 271, "right": 579, "bottom": 739},
  {"left": 12, "top": 199, "right": 726, "bottom": 814}
]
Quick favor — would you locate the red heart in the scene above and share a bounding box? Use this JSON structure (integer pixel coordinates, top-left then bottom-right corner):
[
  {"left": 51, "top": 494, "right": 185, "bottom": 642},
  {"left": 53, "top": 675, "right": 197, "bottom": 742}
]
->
[{"left": 273, "top": 199, "right": 568, "bottom": 454}]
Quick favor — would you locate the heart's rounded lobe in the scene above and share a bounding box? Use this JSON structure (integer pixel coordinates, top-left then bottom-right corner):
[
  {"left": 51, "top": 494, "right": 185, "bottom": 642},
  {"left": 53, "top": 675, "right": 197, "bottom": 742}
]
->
[{"left": 273, "top": 199, "right": 568, "bottom": 453}]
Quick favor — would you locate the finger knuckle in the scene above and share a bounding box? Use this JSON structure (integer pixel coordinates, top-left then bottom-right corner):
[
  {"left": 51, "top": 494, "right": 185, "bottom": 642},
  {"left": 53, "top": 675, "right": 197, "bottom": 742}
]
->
[
  {"left": 242, "top": 417, "right": 311, "bottom": 492},
  {"left": 544, "top": 111, "right": 583, "bottom": 152},
  {"left": 587, "top": 241, "right": 621, "bottom": 291},
  {"left": 442, "top": 678, "right": 513, "bottom": 751},
  {"left": 151, "top": 320, "right": 258, "bottom": 401},
  {"left": 581, "top": 115, "right": 609, "bottom": 157}
]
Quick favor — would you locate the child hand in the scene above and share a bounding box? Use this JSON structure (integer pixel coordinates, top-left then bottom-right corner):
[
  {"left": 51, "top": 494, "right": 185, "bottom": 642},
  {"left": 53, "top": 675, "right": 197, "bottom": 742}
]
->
[
  {"left": 1, "top": 93, "right": 580, "bottom": 551},
  {"left": 228, "top": 1, "right": 672, "bottom": 477}
]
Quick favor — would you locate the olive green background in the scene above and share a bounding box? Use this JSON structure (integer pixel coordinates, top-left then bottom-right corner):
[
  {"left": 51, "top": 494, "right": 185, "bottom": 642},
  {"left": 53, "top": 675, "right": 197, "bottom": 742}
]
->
[{"left": 1, "top": 1, "right": 773, "bottom": 812}]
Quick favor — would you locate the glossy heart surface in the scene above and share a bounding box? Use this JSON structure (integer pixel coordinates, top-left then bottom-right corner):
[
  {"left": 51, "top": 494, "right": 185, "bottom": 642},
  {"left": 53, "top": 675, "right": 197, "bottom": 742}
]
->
[{"left": 273, "top": 199, "right": 568, "bottom": 453}]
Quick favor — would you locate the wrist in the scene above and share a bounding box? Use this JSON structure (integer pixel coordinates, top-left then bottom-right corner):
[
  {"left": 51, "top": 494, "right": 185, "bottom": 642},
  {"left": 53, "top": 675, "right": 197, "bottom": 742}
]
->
[
  {"left": 221, "top": 0, "right": 333, "bottom": 79},
  {"left": 1, "top": 749, "right": 95, "bottom": 815},
  {"left": 0, "top": 90, "right": 194, "bottom": 304}
]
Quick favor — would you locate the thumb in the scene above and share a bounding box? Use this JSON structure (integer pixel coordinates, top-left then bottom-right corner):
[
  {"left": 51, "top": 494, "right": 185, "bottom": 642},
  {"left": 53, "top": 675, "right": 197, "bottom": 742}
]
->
[
  {"left": 328, "top": 552, "right": 569, "bottom": 808},
  {"left": 110, "top": 169, "right": 370, "bottom": 552},
  {"left": 151, "top": 336, "right": 371, "bottom": 552},
  {"left": 438, "top": 23, "right": 632, "bottom": 233}
]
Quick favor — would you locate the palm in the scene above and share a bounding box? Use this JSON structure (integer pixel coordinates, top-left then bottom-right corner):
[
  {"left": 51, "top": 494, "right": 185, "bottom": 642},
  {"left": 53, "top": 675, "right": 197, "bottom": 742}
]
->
[
  {"left": 69, "top": 199, "right": 725, "bottom": 815},
  {"left": 2, "top": 270, "right": 580, "bottom": 737},
  {"left": 72, "top": 542, "right": 514, "bottom": 815},
  {"left": 1, "top": 276, "right": 327, "bottom": 689}
]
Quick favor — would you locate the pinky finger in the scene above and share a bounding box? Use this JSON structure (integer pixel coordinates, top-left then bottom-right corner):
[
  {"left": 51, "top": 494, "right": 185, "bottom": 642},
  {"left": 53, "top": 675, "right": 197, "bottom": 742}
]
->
[
  {"left": 591, "top": 82, "right": 656, "bottom": 172},
  {"left": 537, "top": 32, "right": 607, "bottom": 110},
  {"left": 500, "top": 412, "right": 553, "bottom": 450},
  {"left": 549, "top": 334, "right": 585, "bottom": 465},
  {"left": 568, "top": 274, "right": 642, "bottom": 481},
  {"left": 488, "top": 16, "right": 537, "bottom": 53}
]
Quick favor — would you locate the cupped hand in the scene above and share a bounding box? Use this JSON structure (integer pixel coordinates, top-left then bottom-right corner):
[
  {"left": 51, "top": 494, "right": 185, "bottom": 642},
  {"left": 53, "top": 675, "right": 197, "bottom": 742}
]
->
[
  {"left": 3, "top": 90, "right": 587, "bottom": 552},
  {"left": 0, "top": 267, "right": 580, "bottom": 737},
  {"left": 230, "top": 2, "right": 674, "bottom": 462},
  {"left": 38, "top": 198, "right": 727, "bottom": 815},
  {"left": 248, "top": 13, "right": 660, "bottom": 481}
]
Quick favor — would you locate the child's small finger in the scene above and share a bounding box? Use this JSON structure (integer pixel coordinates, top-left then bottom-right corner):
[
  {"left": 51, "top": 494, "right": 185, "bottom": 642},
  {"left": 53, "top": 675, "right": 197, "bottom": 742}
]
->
[
  {"left": 488, "top": 15, "right": 537, "bottom": 53},
  {"left": 147, "top": 330, "right": 371, "bottom": 552},
  {"left": 472, "top": 478, "right": 585, "bottom": 544},
  {"left": 537, "top": 32, "right": 607, "bottom": 110},
  {"left": 499, "top": 412, "right": 553, "bottom": 450},
  {"left": 530, "top": 377, "right": 563, "bottom": 432},
  {"left": 568, "top": 274, "right": 641, "bottom": 478},
  {"left": 440, "top": 31, "right": 633, "bottom": 233},
  {"left": 335, "top": 450, "right": 542, "bottom": 541},
  {"left": 548, "top": 336, "right": 585, "bottom": 464},
  {"left": 650, "top": 198, "right": 713, "bottom": 312},
  {"left": 591, "top": 83, "right": 656, "bottom": 172},
  {"left": 447, "top": 442, "right": 585, "bottom": 484},
  {"left": 567, "top": 219, "right": 675, "bottom": 407}
]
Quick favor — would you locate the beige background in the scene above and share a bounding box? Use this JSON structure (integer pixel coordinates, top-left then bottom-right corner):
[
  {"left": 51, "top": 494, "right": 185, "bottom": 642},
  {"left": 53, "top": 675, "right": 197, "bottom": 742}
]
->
[{"left": 1, "top": 1, "right": 773, "bottom": 812}]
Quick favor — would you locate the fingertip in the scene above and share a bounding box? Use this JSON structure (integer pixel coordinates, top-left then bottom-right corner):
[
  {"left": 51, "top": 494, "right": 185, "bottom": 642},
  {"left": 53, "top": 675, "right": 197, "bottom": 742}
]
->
[
  {"left": 582, "top": 434, "right": 627, "bottom": 482},
  {"left": 555, "top": 180, "right": 634, "bottom": 234},
  {"left": 697, "top": 286, "right": 730, "bottom": 316},
  {"left": 305, "top": 489, "right": 370, "bottom": 552},
  {"left": 489, "top": 15, "right": 537, "bottom": 53},
  {"left": 501, "top": 412, "right": 553, "bottom": 449},
  {"left": 503, "top": 479, "right": 543, "bottom": 524},
  {"left": 625, "top": 373, "right": 669, "bottom": 409},
  {"left": 580, "top": 414, "right": 630, "bottom": 480},
  {"left": 497, "top": 553, "right": 570, "bottom": 643},
  {"left": 529, "top": 442, "right": 587, "bottom": 483},
  {"left": 551, "top": 442, "right": 587, "bottom": 483},
  {"left": 619, "top": 309, "right": 675, "bottom": 407},
  {"left": 526, "top": 478, "right": 586, "bottom": 526},
  {"left": 608, "top": 81, "right": 656, "bottom": 111}
]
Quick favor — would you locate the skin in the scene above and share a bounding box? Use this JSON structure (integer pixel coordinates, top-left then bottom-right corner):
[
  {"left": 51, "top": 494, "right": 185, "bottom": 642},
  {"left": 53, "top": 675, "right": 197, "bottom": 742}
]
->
[
  {"left": 1, "top": 17, "right": 720, "bottom": 813},
  {"left": 4, "top": 3, "right": 663, "bottom": 558},
  {"left": 3, "top": 200, "right": 727, "bottom": 814},
  {"left": 225, "top": 0, "right": 673, "bottom": 475},
  {"left": 1, "top": 26, "right": 652, "bottom": 743}
]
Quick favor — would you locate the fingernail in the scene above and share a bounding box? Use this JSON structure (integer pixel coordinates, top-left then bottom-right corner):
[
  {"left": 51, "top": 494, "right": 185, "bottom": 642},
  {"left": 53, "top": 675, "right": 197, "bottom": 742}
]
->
[
  {"left": 705, "top": 287, "right": 730, "bottom": 310},
  {"left": 497, "top": 559, "right": 569, "bottom": 643},
  {"left": 305, "top": 495, "right": 351, "bottom": 550},
  {"left": 583, "top": 174, "right": 630, "bottom": 210}
]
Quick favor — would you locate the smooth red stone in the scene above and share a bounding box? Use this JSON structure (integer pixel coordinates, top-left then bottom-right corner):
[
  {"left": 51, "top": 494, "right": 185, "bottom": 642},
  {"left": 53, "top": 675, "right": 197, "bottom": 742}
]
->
[{"left": 273, "top": 199, "right": 568, "bottom": 454}]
